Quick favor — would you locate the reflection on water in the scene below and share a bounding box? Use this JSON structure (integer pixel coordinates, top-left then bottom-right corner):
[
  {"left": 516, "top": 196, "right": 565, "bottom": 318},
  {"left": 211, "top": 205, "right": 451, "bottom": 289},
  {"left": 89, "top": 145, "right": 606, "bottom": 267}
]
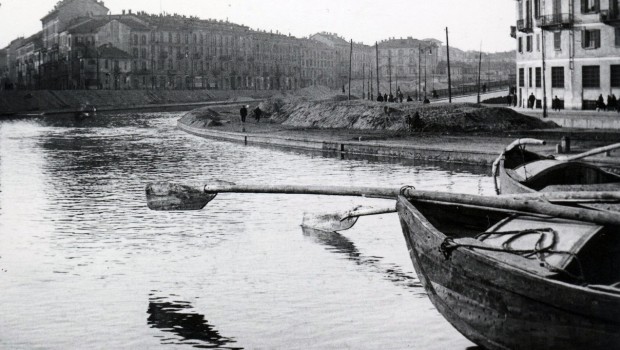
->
[
  {"left": 0, "top": 111, "right": 493, "bottom": 349},
  {"left": 148, "top": 292, "right": 243, "bottom": 349},
  {"left": 301, "top": 227, "right": 423, "bottom": 292}
]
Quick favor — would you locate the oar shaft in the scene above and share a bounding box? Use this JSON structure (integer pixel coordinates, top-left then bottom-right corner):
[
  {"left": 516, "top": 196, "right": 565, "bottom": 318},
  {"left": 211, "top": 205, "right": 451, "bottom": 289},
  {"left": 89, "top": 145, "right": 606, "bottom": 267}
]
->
[
  {"left": 203, "top": 184, "right": 400, "bottom": 199},
  {"left": 499, "top": 191, "right": 620, "bottom": 202},
  {"left": 401, "top": 189, "right": 620, "bottom": 226},
  {"left": 560, "top": 143, "right": 620, "bottom": 162}
]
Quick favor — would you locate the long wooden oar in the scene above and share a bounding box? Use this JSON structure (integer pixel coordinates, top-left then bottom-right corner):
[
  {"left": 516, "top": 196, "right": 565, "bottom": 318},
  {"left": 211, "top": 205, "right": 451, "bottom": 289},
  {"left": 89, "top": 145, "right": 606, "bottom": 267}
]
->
[
  {"left": 557, "top": 142, "right": 620, "bottom": 162},
  {"left": 145, "top": 182, "right": 620, "bottom": 226},
  {"left": 302, "top": 206, "right": 397, "bottom": 232},
  {"left": 301, "top": 190, "right": 620, "bottom": 232}
]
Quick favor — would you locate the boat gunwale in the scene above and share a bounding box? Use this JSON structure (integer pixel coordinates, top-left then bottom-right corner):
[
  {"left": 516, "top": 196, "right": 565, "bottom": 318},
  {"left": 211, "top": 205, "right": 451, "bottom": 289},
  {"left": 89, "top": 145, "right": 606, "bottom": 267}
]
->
[{"left": 396, "top": 195, "right": 620, "bottom": 310}]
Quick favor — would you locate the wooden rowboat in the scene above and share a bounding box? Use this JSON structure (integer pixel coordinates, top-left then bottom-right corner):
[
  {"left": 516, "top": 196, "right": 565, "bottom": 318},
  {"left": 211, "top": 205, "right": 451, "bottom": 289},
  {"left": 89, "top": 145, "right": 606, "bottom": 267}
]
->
[
  {"left": 493, "top": 139, "right": 620, "bottom": 195},
  {"left": 397, "top": 195, "right": 620, "bottom": 350}
]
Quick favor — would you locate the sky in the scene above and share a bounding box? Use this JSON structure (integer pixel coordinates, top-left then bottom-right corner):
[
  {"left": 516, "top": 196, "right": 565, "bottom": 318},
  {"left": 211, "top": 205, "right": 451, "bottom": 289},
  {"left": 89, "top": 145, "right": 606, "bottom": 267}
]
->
[{"left": 0, "top": 0, "right": 516, "bottom": 52}]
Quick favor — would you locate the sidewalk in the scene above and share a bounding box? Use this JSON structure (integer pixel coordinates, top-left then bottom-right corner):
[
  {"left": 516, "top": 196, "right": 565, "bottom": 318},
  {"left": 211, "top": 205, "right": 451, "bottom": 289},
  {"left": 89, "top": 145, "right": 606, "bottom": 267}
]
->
[
  {"left": 508, "top": 106, "right": 620, "bottom": 130},
  {"left": 178, "top": 116, "right": 620, "bottom": 168}
]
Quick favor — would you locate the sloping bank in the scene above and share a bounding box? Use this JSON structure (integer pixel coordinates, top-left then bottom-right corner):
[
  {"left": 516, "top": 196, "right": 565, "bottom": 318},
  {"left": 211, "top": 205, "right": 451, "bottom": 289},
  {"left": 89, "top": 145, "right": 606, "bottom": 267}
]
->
[{"left": 177, "top": 100, "right": 559, "bottom": 166}]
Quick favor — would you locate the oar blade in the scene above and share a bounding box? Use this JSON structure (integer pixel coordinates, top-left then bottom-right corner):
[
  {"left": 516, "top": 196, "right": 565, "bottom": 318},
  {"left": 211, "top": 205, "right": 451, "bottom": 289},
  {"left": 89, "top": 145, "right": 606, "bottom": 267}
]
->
[
  {"left": 301, "top": 211, "right": 359, "bottom": 232},
  {"left": 146, "top": 182, "right": 216, "bottom": 211}
]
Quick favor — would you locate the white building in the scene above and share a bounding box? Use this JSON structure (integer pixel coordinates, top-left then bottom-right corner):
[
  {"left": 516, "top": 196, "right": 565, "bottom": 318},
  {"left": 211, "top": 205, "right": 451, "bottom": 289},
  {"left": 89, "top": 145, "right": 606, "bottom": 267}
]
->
[{"left": 514, "top": 0, "right": 620, "bottom": 110}]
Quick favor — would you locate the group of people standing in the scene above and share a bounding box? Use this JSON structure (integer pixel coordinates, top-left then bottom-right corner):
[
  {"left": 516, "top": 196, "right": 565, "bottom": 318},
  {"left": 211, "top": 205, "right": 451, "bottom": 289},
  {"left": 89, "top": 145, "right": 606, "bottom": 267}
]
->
[
  {"left": 523, "top": 93, "right": 620, "bottom": 112},
  {"left": 376, "top": 88, "right": 429, "bottom": 104},
  {"left": 596, "top": 94, "right": 620, "bottom": 112},
  {"left": 239, "top": 105, "right": 263, "bottom": 123}
]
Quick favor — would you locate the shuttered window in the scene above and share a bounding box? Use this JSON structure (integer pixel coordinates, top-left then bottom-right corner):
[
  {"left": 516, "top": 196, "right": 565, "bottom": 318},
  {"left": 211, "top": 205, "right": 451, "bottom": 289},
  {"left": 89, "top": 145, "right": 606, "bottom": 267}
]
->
[
  {"left": 582, "top": 29, "right": 601, "bottom": 49},
  {"left": 519, "top": 68, "right": 525, "bottom": 87},
  {"left": 535, "top": 67, "right": 542, "bottom": 87},
  {"left": 554, "top": 32, "right": 562, "bottom": 50},
  {"left": 581, "top": 0, "right": 600, "bottom": 13}
]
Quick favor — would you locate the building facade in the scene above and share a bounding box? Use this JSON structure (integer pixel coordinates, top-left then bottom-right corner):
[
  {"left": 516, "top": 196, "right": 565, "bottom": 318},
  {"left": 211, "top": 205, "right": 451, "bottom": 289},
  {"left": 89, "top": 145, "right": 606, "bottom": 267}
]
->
[
  {"left": 2, "top": 0, "right": 512, "bottom": 93},
  {"left": 514, "top": 0, "right": 620, "bottom": 109}
]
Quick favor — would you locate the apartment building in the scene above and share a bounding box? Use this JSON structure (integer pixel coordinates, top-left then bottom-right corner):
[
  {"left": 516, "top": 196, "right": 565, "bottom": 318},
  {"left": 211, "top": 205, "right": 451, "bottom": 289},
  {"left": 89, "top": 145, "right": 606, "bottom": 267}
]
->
[{"left": 515, "top": 0, "right": 620, "bottom": 109}]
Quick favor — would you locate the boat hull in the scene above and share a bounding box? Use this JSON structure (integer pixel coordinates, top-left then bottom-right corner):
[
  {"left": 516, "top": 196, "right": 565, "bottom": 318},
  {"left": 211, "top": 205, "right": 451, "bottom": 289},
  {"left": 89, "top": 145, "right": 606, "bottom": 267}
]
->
[
  {"left": 498, "top": 159, "right": 536, "bottom": 194},
  {"left": 396, "top": 196, "right": 620, "bottom": 350}
]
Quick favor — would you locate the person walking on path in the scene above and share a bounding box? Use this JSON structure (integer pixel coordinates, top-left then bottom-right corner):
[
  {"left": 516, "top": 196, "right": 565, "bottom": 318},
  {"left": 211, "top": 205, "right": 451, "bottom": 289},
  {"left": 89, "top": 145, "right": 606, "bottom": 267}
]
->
[
  {"left": 240, "top": 105, "right": 248, "bottom": 123},
  {"left": 254, "top": 106, "right": 262, "bottom": 123},
  {"left": 553, "top": 96, "right": 561, "bottom": 112},
  {"left": 597, "top": 94, "right": 606, "bottom": 112},
  {"left": 528, "top": 93, "right": 536, "bottom": 109},
  {"left": 377, "top": 93, "right": 384, "bottom": 102},
  {"left": 383, "top": 93, "right": 388, "bottom": 102}
]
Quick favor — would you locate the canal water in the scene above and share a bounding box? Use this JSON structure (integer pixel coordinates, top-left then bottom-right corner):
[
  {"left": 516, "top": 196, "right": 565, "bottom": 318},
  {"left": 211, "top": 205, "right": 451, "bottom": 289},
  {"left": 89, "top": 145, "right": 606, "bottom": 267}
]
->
[{"left": 0, "top": 112, "right": 494, "bottom": 349}]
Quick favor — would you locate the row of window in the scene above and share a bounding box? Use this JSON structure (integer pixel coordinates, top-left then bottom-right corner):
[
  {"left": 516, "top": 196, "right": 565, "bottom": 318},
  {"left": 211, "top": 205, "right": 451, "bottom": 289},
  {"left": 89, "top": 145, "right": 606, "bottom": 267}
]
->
[
  {"left": 519, "top": 65, "right": 620, "bottom": 89},
  {"left": 518, "top": 28, "right": 618, "bottom": 54},
  {"left": 518, "top": 0, "right": 618, "bottom": 21}
]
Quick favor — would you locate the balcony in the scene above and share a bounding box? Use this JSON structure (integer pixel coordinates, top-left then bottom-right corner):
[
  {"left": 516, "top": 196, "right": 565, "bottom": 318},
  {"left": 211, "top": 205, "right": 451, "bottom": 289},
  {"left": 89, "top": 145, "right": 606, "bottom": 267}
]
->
[
  {"left": 536, "top": 13, "right": 573, "bottom": 30},
  {"left": 516, "top": 19, "right": 534, "bottom": 33},
  {"left": 601, "top": 9, "right": 620, "bottom": 25}
]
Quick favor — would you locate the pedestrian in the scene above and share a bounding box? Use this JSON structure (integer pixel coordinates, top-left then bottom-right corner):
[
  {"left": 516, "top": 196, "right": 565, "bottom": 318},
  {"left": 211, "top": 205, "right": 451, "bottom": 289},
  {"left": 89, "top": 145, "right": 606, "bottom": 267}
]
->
[
  {"left": 423, "top": 97, "right": 430, "bottom": 104},
  {"left": 507, "top": 94, "right": 512, "bottom": 106},
  {"left": 398, "top": 92, "right": 404, "bottom": 103},
  {"left": 597, "top": 94, "right": 606, "bottom": 112},
  {"left": 553, "top": 96, "right": 561, "bottom": 111},
  {"left": 528, "top": 93, "right": 536, "bottom": 109},
  {"left": 482, "top": 84, "right": 487, "bottom": 93},
  {"left": 240, "top": 105, "right": 248, "bottom": 123},
  {"left": 612, "top": 94, "right": 618, "bottom": 112},
  {"left": 406, "top": 95, "right": 413, "bottom": 102},
  {"left": 388, "top": 93, "right": 394, "bottom": 102},
  {"left": 383, "top": 93, "right": 388, "bottom": 102},
  {"left": 412, "top": 112, "right": 421, "bottom": 130},
  {"left": 406, "top": 114, "right": 413, "bottom": 131},
  {"left": 513, "top": 94, "right": 517, "bottom": 107},
  {"left": 254, "top": 106, "right": 262, "bottom": 122},
  {"left": 608, "top": 95, "right": 613, "bottom": 111},
  {"left": 377, "top": 93, "right": 383, "bottom": 102}
]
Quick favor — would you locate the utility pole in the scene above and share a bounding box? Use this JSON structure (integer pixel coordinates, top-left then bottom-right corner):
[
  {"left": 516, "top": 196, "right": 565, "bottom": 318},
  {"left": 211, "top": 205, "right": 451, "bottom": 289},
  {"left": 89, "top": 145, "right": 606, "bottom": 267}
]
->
[
  {"left": 418, "top": 46, "right": 421, "bottom": 101},
  {"left": 424, "top": 48, "right": 428, "bottom": 100},
  {"left": 477, "top": 43, "right": 482, "bottom": 104},
  {"left": 348, "top": 39, "right": 352, "bottom": 101},
  {"left": 370, "top": 66, "right": 374, "bottom": 100},
  {"left": 375, "top": 42, "right": 380, "bottom": 98},
  {"left": 446, "top": 27, "right": 452, "bottom": 103},
  {"left": 541, "top": 27, "right": 548, "bottom": 118},
  {"left": 362, "top": 63, "right": 365, "bottom": 100},
  {"left": 388, "top": 52, "right": 392, "bottom": 95}
]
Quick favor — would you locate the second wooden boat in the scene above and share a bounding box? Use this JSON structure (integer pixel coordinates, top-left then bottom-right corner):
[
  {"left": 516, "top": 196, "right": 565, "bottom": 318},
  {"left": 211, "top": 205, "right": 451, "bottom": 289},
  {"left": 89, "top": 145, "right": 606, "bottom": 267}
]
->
[{"left": 493, "top": 139, "right": 620, "bottom": 195}]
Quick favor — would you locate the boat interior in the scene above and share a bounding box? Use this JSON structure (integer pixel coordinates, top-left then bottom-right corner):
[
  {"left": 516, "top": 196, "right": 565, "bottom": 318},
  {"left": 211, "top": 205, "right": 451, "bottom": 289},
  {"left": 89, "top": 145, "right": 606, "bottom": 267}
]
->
[
  {"left": 504, "top": 149, "right": 620, "bottom": 192},
  {"left": 411, "top": 199, "right": 620, "bottom": 293}
]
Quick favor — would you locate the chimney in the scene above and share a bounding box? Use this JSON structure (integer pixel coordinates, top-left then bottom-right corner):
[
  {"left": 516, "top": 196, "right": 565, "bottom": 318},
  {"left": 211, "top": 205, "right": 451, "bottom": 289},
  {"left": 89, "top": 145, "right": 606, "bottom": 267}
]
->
[
  {"left": 128, "top": 9, "right": 132, "bottom": 14},
  {"left": 122, "top": 9, "right": 125, "bottom": 15}
]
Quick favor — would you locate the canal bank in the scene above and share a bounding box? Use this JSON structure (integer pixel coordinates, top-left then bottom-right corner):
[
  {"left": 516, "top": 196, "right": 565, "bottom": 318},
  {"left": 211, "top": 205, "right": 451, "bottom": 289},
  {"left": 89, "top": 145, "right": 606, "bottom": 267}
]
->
[
  {"left": 178, "top": 116, "right": 620, "bottom": 168},
  {"left": 0, "top": 89, "right": 275, "bottom": 116}
]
